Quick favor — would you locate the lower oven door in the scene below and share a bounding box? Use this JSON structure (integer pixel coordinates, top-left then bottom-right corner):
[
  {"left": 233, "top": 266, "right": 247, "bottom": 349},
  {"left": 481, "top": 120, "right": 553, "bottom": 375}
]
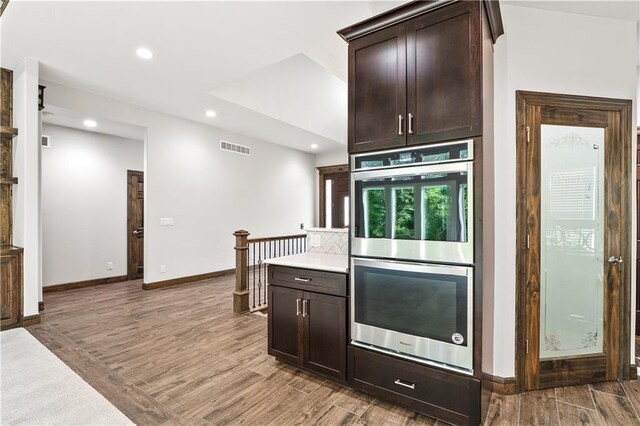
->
[{"left": 351, "top": 257, "right": 473, "bottom": 374}]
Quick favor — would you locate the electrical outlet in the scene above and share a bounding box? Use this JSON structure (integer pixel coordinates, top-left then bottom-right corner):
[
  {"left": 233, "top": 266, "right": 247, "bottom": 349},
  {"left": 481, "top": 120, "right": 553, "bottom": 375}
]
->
[
  {"left": 300, "top": 223, "right": 304, "bottom": 230},
  {"left": 107, "top": 262, "right": 113, "bottom": 270},
  {"left": 160, "top": 265, "right": 166, "bottom": 273}
]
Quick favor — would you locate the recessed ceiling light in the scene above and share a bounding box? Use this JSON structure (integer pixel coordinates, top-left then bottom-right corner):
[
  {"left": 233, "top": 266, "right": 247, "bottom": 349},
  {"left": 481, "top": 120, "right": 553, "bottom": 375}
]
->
[
  {"left": 310, "top": 144, "right": 318, "bottom": 149},
  {"left": 205, "top": 110, "right": 216, "bottom": 118},
  {"left": 83, "top": 119, "right": 97, "bottom": 128},
  {"left": 136, "top": 47, "right": 153, "bottom": 60}
]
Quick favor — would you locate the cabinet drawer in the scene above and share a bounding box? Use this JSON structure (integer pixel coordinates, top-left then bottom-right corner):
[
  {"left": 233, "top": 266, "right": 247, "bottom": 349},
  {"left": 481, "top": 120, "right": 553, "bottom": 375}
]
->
[
  {"left": 269, "top": 265, "right": 347, "bottom": 296},
  {"left": 349, "top": 346, "right": 479, "bottom": 425}
]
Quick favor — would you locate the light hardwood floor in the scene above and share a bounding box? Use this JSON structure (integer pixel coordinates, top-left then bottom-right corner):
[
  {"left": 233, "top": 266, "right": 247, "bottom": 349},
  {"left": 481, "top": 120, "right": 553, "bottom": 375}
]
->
[{"left": 29, "top": 276, "right": 640, "bottom": 425}]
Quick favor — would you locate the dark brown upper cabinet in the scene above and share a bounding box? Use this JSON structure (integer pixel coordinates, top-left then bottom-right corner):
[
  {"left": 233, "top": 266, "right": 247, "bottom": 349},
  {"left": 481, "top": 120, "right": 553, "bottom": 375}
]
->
[
  {"left": 342, "top": 1, "right": 485, "bottom": 154},
  {"left": 348, "top": 24, "right": 407, "bottom": 153}
]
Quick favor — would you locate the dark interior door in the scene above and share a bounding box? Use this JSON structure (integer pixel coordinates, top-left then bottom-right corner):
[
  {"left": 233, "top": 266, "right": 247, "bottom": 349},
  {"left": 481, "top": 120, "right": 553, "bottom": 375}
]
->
[
  {"left": 127, "top": 170, "right": 144, "bottom": 280},
  {"left": 328, "top": 172, "right": 349, "bottom": 228},
  {"left": 516, "top": 91, "right": 632, "bottom": 391}
]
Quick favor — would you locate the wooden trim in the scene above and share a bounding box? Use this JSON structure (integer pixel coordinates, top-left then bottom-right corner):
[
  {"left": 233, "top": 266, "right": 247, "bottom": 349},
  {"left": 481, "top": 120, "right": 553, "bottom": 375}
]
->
[
  {"left": 317, "top": 164, "right": 348, "bottom": 228},
  {"left": 337, "top": 0, "right": 503, "bottom": 44},
  {"left": 515, "top": 90, "right": 633, "bottom": 391},
  {"left": 247, "top": 234, "right": 306, "bottom": 244},
  {"left": 0, "top": 125, "right": 18, "bottom": 137},
  {"left": 482, "top": 373, "right": 517, "bottom": 395},
  {"left": 630, "top": 364, "right": 638, "bottom": 380},
  {"left": 143, "top": 268, "right": 235, "bottom": 291},
  {"left": 482, "top": 0, "right": 504, "bottom": 44},
  {"left": 38, "top": 301, "right": 44, "bottom": 312},
  {"left": 44, "top": 275, "right": 128, "bottom": 293},
  {"left": 23, "top": 314, "right": 41, "bottom": 327},
  {"left": 0, "top": 1, "right": 9, "bottom": 18}
]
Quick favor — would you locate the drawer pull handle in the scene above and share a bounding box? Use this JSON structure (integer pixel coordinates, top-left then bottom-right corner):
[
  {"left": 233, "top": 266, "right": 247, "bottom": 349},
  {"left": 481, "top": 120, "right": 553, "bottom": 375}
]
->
[
  {"left": 296, "top": 299, "right": 302, "bottom": 316},
  {"left": 294, "top": 277, "right": 312, "bottom": 283},
  {"left": 394, "top": 379, "right": 416, "bottom": 390}
]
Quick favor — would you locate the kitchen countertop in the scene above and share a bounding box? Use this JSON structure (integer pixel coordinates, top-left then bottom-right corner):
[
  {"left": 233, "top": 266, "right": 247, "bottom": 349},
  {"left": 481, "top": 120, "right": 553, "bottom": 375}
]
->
[{"left": 264, "top": 252, "right": 348, "bottom": 274}]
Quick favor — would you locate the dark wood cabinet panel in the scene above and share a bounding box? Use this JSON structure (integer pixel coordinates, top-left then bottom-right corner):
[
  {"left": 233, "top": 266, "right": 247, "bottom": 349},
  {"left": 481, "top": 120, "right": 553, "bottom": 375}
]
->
[
  {"left": 268, "top": 266, "right": 348, "bottom": 381},
  {"left": 268, "top": 285, "right": 302, "bottom": 365},
  {"left": 348, "top": 24, "right": 407, "bottom": 153},
  {"left": 269, "top": 265, "right": 347, "bottom": 296},
  {"left": 0, "top": 247, "right": 23, "bottom": 330},
  {"left": 407, "top": 2, "right": 481, "bottom": 145},
  {"left": 304, "top": 291, "right": 346, "bottom": 380},
  {"left": 349, "top": 346, "right": 480, "bottom": 425}
]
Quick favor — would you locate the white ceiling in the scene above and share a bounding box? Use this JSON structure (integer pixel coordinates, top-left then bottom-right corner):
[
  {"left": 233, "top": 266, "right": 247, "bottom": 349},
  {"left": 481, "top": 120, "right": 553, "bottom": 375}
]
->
[
  {"left": 42, "top": 105, "right": 146, "bottom": 141},
  {"left": 2, "top": 1, "right": 637, "bottom": 152},
  {"left": 1, "top": 1, "right": 404, "bottom": 153}
]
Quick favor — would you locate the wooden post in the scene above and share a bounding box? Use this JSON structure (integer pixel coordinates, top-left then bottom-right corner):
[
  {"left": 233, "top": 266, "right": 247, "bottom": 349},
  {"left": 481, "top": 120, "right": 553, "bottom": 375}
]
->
[{"left": 233, "top": 230, "right": 250, "bottom": 313}]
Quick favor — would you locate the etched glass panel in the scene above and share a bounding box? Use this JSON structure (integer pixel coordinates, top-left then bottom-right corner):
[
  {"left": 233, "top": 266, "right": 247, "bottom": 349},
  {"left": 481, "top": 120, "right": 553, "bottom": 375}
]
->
[{"left": 540, "top": 125, "right": 605, "bottom": 359}]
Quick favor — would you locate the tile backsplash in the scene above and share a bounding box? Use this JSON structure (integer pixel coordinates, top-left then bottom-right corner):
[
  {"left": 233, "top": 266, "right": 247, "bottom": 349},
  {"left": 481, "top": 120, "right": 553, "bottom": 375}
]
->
[{"left": 306, "top": 228, "right": 348, "bottom": 255}]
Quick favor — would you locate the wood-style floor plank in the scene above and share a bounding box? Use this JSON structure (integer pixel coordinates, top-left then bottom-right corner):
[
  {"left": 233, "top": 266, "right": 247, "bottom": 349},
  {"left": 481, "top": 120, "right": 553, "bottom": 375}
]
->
[
  {"left": 591, "top": 390, "right": 640, "bottom": 425},
  {"left": 28, "top": 277, "right": 640, "bottom": 426},
  {"left": 519, "top": 389, "right": 559, "bottom": 426},
  {"left": 555, "top": 385, "right": 597, "bottom": 410}
]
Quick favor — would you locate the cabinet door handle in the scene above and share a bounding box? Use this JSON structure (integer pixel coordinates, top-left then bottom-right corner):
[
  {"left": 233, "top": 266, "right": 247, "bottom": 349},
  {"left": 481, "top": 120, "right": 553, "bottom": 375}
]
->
[
  {"left": 394, "top": 379, "right": 416, "bottom": 390},
  {"left": 302, "top": 299, "right": 309, "bottom": 317},
  {"left": 398, "top": 115, "right": 404, "bottom": 136},
  {"left": 408, "top": 113, "right": 414, "bottom": 135},
  {"left": 294, "top": 277, "right": 311, "bottom": 283},
  {"left": 296, "top": 298, "right": 302, "bottom": 316}
]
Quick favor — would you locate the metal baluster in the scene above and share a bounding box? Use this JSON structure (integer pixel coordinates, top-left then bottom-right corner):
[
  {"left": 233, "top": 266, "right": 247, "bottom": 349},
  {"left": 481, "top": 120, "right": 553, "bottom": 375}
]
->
[{"left": 258, "top": 242, "right": 263, "bottom": 307}]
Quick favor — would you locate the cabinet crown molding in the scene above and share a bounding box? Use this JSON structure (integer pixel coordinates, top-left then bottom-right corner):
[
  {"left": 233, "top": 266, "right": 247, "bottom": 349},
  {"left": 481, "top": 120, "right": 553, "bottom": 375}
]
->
[{"left": 337, "top": 0, "right": 504, "bottom": 44}]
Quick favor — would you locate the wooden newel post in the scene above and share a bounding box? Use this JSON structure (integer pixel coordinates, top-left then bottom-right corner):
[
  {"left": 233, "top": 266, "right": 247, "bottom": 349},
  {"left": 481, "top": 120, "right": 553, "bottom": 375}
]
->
[{"left": 233, "top": 230, "right": 250, "bottom": 313}]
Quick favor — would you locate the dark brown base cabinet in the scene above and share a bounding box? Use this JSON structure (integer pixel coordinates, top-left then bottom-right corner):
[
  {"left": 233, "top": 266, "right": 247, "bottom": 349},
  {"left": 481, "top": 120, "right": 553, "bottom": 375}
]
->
[
  {"left": 267, "top": 265, "right": 347, "bottom": 381},
  {"left": 349, "top": 346, "right": 480, "bottom": 425},
  {"left": 1, "top": 246, "right": 23, "bottom": 330}
]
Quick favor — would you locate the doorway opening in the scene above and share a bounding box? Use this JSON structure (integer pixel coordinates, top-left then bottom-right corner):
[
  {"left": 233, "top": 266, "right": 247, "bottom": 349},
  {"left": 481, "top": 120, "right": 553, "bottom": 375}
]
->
[{"left": 318, "top": 164, "right": 349, "bottom": 228}]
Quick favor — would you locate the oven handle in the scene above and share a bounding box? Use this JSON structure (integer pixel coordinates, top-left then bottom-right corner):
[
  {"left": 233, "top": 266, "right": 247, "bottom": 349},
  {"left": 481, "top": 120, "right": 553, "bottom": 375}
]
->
[{"left": 352, "top": 161, "right": 470, "bottom": 182}]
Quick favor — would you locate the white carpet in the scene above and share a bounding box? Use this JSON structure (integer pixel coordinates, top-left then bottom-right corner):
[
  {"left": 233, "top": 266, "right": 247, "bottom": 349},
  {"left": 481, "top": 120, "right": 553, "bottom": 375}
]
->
[{"left": 0, "top": 328, "right": 134, "bottom": 425}]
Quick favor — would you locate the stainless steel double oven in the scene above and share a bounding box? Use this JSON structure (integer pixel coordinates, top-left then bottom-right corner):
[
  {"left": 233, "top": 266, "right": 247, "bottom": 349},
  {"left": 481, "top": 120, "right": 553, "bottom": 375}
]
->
[{"left": 350, "top": 140, "right": 474, "bottom": 374}]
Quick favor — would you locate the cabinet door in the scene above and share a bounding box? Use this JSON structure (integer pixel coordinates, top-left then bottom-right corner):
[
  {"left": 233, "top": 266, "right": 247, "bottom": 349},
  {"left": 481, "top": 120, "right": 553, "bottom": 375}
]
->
[
  {"left": 0, "top": 251, "right": 22, "bottom": 330},
  {"left": 303, "top": 291, "right": 346, "bottom": 379},
  {"left": 268, "top": 285, "right": 303, "bottom": 365},
  {"left": 407, "top": 1, "right": 481, "bottom": 145},
  {"left": 348, "top": 23, "right": 407, "bottom": 154}
]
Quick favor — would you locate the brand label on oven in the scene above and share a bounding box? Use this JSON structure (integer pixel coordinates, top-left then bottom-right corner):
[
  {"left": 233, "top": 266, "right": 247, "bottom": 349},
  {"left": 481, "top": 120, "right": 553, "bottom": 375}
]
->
[{"left": 452, "top": 333, "right": 464, "bottom": 345}]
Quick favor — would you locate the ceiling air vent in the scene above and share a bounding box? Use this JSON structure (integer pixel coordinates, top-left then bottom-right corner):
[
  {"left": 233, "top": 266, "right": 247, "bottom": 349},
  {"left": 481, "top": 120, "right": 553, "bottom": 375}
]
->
[
  {"left": 220, "top": 140, "right": 250, "bottom": 156},
  {"left": 41, "top": 135, "right": 51, "bottom": 148}
]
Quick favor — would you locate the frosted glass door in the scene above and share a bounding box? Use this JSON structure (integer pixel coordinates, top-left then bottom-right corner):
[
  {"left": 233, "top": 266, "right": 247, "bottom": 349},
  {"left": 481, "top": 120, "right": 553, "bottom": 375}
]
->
[{"left": 540, "top": 125, "right": 605, "bottom": 359}]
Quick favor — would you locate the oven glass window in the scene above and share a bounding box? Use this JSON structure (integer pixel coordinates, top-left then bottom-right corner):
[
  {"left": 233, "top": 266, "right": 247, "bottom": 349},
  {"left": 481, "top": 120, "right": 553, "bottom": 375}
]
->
[
  {"left": 354, "top": 265, "right": 468, "bottom": 346},
  {"left": 355, "top": 171, "right": 468, "bottom": 242}
]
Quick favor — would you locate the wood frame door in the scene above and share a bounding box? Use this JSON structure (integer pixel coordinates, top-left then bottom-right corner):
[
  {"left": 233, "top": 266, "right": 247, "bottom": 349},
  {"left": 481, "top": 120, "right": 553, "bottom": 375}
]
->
[
  {"left": 515, "top": 91, "right": 632, "bottom": 391},
  {"left": 318, "top": 164, "right": 349, "bottom": 228},
  {"left": 127, "top": 170, "right": 144, "bottom": 280}
]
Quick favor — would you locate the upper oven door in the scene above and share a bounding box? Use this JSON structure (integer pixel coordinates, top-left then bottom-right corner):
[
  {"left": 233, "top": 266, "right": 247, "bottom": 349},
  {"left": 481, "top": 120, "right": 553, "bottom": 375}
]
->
[{"left": 351, "top": 161, "right": 473, "bottom": 264}]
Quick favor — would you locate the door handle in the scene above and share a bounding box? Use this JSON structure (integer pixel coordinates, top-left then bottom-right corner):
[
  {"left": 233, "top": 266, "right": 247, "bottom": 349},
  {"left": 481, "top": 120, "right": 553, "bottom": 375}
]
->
[
  {"left": 133, "top": 228, "right": 144, "bottom": 235},
  {"left": 398, "top": 115, "right": 404, "bottom": 136},
  {"left": 608, "top": 256, "right": 623, "bottom": 265},
  {"left": 408, "top": 113, "right": 414, "bottom": 135},
  {"left": 394, "top": 379, "right": 416, "bottom": 390},
  {"left": 302, "top": 299, "right": 308, "bottom": 317},
  {"left": 296, "top": 298, "right": 302, "bottom": 316}
]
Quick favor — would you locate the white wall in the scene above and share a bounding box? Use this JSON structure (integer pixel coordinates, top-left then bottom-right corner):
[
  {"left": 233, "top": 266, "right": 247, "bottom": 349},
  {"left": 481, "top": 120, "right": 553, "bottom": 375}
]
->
[
  {"left": 41, "top": 124, "right": 143, "bottom": 286},
  {"left": 491, "top": 5, "right": 638, "bottom": 377},
  {"left": 43, "top": 81, "right": 316, "bottom": 284},
  {"left": 12, "top": 58, "right": 40, "bottom": 317}
]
